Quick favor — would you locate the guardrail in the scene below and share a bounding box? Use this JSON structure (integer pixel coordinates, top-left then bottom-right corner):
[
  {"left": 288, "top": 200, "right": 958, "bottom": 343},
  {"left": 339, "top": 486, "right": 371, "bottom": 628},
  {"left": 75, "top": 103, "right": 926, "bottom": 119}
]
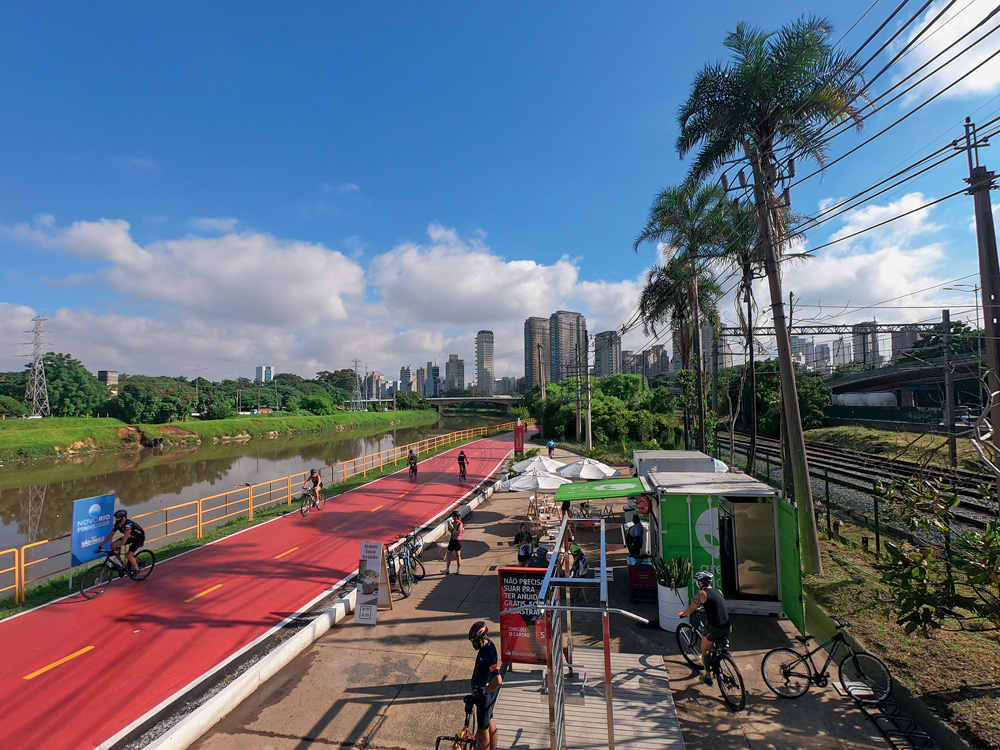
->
[{"left": 2, "top": 418, "right": 532, "bottom": 605}]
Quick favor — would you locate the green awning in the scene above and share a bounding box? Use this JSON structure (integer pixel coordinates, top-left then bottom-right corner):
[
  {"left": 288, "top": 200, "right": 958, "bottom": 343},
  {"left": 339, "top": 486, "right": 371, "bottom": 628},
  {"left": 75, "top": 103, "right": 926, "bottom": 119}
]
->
[{"left": 553, "top": 478, "right": 648, "bottom": 502}]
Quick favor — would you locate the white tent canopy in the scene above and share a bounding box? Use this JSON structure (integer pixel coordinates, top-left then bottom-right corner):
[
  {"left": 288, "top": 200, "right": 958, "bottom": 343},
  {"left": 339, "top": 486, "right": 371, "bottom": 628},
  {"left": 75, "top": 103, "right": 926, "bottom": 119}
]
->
[
  {"left": 511, "top": 455, "right": 563, "bottom": 473},
  {"left": 500, "top": 470, "right": 572, "bottom": 492},
  {"left": 555, "top": 458, "right": 620, "bottom": 480}
]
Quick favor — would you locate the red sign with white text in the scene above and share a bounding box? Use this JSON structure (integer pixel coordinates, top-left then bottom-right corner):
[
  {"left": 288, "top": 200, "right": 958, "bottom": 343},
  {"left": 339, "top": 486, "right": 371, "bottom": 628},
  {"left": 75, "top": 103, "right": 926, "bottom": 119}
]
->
[
  {"left": 498, "top": 566, "right": 547, "bottom": 665},
  {"left": 514, "top": 425, "right": 525, "bottom": 453}
]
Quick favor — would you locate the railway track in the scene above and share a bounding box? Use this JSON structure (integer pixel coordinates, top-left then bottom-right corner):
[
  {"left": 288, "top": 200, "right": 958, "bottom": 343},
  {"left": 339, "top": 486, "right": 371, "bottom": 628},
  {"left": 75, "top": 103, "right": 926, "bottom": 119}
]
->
[{"left": 721, "top": 432, "right": 998, "bottom": 531}]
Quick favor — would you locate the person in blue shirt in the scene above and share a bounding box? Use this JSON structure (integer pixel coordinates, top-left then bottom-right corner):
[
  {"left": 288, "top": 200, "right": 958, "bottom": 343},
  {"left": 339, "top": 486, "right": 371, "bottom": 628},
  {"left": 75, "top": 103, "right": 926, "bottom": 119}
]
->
[
  {"left": 468, "top": 620, "right": 502, "bottom": 750},
  {"left": 546, "top": 439, "right": 555, "bottom": 458}
]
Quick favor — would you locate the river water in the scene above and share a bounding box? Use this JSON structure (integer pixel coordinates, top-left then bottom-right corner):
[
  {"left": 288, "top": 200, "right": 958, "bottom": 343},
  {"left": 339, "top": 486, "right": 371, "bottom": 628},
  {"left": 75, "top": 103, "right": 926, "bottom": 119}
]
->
[{"left": 0, "top": 414, "right": 501, "bottom": 552}]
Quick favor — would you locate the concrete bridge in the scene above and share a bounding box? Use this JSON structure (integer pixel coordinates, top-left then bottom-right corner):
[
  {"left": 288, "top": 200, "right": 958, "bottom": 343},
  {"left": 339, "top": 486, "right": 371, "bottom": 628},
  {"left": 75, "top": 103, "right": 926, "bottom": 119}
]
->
[{"left": 426, "top": 395, "right": 524, "bottom": 414}]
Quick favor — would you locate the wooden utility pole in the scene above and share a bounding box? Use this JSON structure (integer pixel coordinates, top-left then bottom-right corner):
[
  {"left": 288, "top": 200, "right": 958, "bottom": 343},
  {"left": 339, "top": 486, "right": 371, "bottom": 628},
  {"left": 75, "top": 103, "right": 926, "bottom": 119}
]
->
[
  {"left": 585, "top": 336, "right": 593, "bottom": 452},
  {"left": 537, "top": 342, "right": 546, "bottom": 437},
  {"left": 943, "top": 309, "right": 957, "bottom": 467},
  {"left": 745, "top": 140, "right": 822, "bottom": 575}
]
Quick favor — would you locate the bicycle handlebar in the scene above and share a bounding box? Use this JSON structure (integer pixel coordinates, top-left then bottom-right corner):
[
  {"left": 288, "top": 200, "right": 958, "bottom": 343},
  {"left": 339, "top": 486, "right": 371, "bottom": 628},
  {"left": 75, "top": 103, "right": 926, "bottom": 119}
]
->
[{"left": 832, "top": 616, "right": 852, "bottom": 629}]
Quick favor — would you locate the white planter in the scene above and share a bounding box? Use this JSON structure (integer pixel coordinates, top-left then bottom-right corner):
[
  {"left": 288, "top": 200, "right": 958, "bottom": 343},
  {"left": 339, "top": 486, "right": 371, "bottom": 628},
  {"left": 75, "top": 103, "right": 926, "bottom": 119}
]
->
[{"left": 657, "top": 584, "right": 689, "bottom": 631}]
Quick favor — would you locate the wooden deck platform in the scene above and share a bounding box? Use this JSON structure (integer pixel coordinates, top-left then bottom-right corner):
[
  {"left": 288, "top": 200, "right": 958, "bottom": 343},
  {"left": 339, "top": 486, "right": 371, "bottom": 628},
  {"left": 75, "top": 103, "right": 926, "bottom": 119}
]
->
[{"left": 493, "top": 647, "right": 685, "bottom": 749}]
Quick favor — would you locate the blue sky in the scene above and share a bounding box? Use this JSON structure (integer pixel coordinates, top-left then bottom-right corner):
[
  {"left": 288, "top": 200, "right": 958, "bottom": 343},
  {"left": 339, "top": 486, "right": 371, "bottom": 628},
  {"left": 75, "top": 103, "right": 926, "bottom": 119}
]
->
[{"left": 0, "top": 1, "right": 998, "bottom": 382}]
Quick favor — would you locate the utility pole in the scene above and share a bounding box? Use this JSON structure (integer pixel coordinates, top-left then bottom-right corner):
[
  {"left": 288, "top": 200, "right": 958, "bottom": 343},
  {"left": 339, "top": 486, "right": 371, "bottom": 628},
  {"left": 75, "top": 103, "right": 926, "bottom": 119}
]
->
[
  {"left": 745, "top": 140, "right": 822, "bottom": 575},
  {"left": 584, "top": 335, "right": 592, "bottom": 452},
  {"left": 963, "top": 118, "right": 1000, "bottom": 440},
  {"left": 24, "top": 316, "right": 50, "bottom": 417},
  {"left": 537, "top": 342, "right": 546, "bottom": 437},
  {"left": 943, "top": 309, "right": 957, "bottom": 467},
  {"left": 575, "top": 318, "right": 583, "bottom": 440}
]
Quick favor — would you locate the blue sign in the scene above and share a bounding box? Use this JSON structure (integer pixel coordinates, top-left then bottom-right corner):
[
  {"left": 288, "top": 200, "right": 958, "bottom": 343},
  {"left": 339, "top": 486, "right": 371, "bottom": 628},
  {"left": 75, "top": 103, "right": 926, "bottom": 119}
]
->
[{"left": 71, "top": 493, "right": 116, "bottom": 566}]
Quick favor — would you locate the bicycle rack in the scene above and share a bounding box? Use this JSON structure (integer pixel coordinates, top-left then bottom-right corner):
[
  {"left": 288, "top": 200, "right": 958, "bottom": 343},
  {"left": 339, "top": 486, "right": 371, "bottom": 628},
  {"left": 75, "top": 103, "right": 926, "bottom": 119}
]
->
[{"left": 856, "top": 695, "right": 940, "bottom": 749}]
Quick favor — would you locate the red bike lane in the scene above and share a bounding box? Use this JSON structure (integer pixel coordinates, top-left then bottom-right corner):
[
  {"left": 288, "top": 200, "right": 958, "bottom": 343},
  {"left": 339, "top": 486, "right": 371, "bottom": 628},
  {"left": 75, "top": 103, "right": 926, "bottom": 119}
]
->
[{"left": 0, "top": 435, "right": 515, "bottom": 750}]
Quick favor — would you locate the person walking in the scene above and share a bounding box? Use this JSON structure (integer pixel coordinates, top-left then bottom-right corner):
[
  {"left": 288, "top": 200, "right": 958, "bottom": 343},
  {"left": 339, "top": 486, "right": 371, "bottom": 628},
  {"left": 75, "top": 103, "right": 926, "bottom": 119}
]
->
[
  {"left": 468, "top": 621, "right": 502, "bottom": 750},
  {"left": 546, "top": 439, "right": 555, "bottom": 458},
  {"left": 514, "top": 522, "right": 534, "bottom": 566},
  {"left": 441, "top": 510, "right": 463, "bottom": 574},
  {"left": 625, "top": 515, "right": 645, "bottom": 557}
]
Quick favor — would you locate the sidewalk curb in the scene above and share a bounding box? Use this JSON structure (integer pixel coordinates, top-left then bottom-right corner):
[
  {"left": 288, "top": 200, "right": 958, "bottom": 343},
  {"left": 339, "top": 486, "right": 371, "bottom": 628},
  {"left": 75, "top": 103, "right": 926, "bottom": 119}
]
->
[{"left": 143, "top": 481, "right": 500, "bottom": 750}]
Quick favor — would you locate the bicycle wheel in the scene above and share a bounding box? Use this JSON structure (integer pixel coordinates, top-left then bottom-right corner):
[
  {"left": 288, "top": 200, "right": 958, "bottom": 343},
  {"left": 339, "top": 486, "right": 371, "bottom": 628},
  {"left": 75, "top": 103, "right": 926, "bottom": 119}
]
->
[
  {"left": 715, "top": 654, "right": 746, "bottom": 711},
  {"left": 838, "top": 652, "right": 892, "bottom": 704},
  {"left": 398, "top": 560, "right": 413, "bottom": 597},
  {"left": 411, "top": 556, "right": 426, "bottom": 581},
  {"left": 676, "top": 624, "right": 703, "bottom": 669},
  {"left": 131, "top": 549, "right": 156, "bottom": 581},
  {"left": 299, "top": 493, "right": 312, "bottom": 517},
  {"left": 80, "top": 562, "right": 112, "bottom": 599},
  {"left": 315, "top": 495, "right": 326, "bottom": 511},
  {"left": 761, "top": 647, "right": 811, "bottom": 698},
  {"left": 410, "top": 533, "right": 425, "bottom": 558}
]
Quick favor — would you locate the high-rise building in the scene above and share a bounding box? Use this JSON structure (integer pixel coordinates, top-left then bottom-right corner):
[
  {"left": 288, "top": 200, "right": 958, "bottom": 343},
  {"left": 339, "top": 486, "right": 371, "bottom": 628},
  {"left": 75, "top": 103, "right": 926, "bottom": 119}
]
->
[
  {"left": 445, "top": 354, "right": 465, "bottom": 392},
  {"left": 416, "top": 366, "right": 427, "bottom": 395},
  {"left": 620, "top": 350, "right": 639, "bottom": 375},
  {"left": 891, "top": 331, "right": 920, "bottom": 358},
  {"left": 831, "top": 337, "right": 851, "bottom": 367},
  {"left": 549, "top": 311, "right": 587, "bottom": 382},
  {"left": 476, "top": 330, "right": 495, "bottom": 395},
  {"left": 255, "top": 365, "right": 273, "bottom": 383},
  {"left": 523, "top": 317, "right": 551, "bottom": 390},
  {"left": 814, "top": 343, "right": 831, "bottom": 372},
  {"left": 789, "top": 336, "right": 815, "bottom": 370},
  {"left": 495, "top": 376, "right": 518, "bottom": 394},
  {"left": 399, "top": 365, "right": 415, "bottom": 392},
  {"left": 852, "top": 321, "right": 880, "bottom": 365},
  {"left": 364, "top": 371, "right": 386, "bottom": 399},
  {"left": 424, "top": 361, "right": 441, "bottom": 398},
  {"left": 593, "top": 331, "right": 622, "bottom": 377}
]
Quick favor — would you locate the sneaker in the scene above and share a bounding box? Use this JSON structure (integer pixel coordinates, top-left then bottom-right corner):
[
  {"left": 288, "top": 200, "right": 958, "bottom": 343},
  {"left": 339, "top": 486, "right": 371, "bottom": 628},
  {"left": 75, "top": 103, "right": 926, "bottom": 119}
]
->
[
  {"left": 440, "top": 568, "right": 450, "bottom": 575},
  {"left": 455, "top": 568, "right": 461, "bottom": 574},
  {"left": 699, "top": 674, "right": 714, "bottom": 686}
]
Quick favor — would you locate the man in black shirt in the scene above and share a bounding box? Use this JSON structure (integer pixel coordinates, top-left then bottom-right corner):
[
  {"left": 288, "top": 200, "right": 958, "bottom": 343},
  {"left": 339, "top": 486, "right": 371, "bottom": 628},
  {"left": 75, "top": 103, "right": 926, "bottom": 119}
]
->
[{"left": 678, "top": 570, "right": 731, "bottom": 685}]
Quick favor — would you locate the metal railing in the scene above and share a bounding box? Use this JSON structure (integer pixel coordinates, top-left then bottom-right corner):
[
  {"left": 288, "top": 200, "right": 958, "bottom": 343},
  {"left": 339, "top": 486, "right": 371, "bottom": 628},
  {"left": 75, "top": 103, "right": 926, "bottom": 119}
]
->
[{"left": 3, "top": 419, "right": 532, "bottom": 604}]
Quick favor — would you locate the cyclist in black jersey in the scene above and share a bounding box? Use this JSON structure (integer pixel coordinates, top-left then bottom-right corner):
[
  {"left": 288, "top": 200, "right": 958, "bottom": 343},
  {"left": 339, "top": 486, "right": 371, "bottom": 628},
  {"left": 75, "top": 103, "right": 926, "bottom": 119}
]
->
[
  {"left": 97, "top": 509, "right": 146, "bottom": 575},
  {"left": 678, "top": 570, "right": 731, "bottom": 685},
  {"left": 457, "top": 450, "right": 467, "bottom": 480},
  {"left": 303, "top": 468, "right": 323, "bottom": 506}
]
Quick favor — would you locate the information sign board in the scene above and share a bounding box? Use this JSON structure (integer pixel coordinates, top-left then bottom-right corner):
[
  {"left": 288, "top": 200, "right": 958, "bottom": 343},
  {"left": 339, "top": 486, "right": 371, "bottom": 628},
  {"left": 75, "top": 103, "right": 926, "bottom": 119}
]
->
[
  {"left": 355, "top": 541, "right": 384, "bottom": 625},
  {"left": 71, "top": 493, "right": 116, "bottom": 566},
  {"left": 498, "top": 566, "right": 547, "bottom": 664}
]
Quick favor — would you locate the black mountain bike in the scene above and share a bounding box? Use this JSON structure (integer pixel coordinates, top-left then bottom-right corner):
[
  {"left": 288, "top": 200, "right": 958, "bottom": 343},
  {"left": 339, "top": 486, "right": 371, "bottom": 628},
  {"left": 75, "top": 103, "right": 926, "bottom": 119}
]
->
[
  {"left": 80, "top": 547, "right": 156, "bottom": 599},
  {"left": 459, "top": 463, "right": 467, "bottom": 481},
  {"left": 403, "top": 529, "right": 426, "bottom": 581},
  {"left": 409, "top": 458, "right": 418, "bottom": 479},
  {"left": 299, "top": 489, "right": 326, "bottom": 517},
  {"left": 676, "top": 610, "right": 746, "bottom": 711},
  {"left": 761, "top": 616, "right": 892, "bottom": 704},
  {"left": 435, "top": 694, "right": 477, "bottom": 749},
  {"left": 386, "top": 535, "right": 422, "bottom": 597}
]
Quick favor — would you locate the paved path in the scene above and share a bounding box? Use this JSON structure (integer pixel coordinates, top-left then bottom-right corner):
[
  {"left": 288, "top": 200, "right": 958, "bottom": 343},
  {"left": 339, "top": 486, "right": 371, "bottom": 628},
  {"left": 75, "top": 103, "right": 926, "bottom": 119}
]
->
[{"left": 0, "top": 434, "right": 514, "bottom": 750}]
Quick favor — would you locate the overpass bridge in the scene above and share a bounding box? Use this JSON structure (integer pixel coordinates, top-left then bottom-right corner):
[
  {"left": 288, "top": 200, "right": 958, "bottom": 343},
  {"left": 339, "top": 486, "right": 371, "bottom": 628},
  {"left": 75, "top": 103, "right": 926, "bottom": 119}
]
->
[{"left": 426, "top": 395, "right": 524, "bottom": 413}]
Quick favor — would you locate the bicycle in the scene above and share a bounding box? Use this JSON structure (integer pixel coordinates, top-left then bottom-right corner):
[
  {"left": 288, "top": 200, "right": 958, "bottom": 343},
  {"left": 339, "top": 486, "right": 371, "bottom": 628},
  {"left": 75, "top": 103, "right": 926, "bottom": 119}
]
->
[
  {"left": 435, "top": 694, "right": 478, "bottom": 749},
  {"left": 403, "top": 529, "right": 426, "bottom": 581},
  {"left": 676, "top": 610, "right": 746, "bottom": 711},
  {"left": 80, "top": 547, "right": 156, "bottom": 599},
  {"left": 409, "top": 458, "right": 418, "bottom": 479},
  {"left": 458, "top": 463, "right": 467, "bottom": 482},
  {"left": 761, "top": 616, "right": 892, "bottom": 704},
  {"left": 386, "top": 538, "right": 418, "bottom": 597},
  {"left": 299, "top": 489, "right": 326, "bottom": 517}
]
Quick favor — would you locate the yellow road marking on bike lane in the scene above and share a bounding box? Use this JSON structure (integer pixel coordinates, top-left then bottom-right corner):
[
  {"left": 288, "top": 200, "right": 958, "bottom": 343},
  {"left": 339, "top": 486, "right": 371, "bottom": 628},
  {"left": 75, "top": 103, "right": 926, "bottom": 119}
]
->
[
  {"left": 370, "top": 505, "right": 383, "bottom": 512},
  {"left": 185, "top": 584, "right": 223, "bottom": 603},
  {"left": 330, "top": 522, "right": 347, "bottom": 532},
  {"left": 24, "top": 646, "right": 94, "bottom": 680},
  {"left": 274, "top": 547, "right": 299, "bottom": 560}
]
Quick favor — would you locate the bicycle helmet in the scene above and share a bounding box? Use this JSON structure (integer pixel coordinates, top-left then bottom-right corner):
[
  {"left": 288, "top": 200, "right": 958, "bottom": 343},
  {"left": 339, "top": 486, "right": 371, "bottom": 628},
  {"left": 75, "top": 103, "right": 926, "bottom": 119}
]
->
[
  {"left": 469, "top": 620, "right": 488, "bottom": 649},
  {"left": 310, "top": 468, "right": 318, "bottom": 475},
  {"left": 569, "top": 544, "right": 581, "bottom": 555},
  {"left": 694, "top": 570, "right": 714, "bottom": 586},
  {"left": 114, "top": 509, "right": 127, "bottom": 519}
]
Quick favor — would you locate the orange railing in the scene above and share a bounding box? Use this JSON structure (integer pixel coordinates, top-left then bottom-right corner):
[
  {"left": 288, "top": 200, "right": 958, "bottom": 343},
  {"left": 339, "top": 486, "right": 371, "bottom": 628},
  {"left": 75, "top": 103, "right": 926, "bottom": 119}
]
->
[{"left": 3, "top": 418, "right": 533, "bottom": 603}]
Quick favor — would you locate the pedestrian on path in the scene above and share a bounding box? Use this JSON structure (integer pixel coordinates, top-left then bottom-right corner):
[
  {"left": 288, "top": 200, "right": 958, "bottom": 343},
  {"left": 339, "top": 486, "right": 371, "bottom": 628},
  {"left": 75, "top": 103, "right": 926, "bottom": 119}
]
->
[
  {"left": 514, "top": 522, "right": 534, "bottom": 566},
  {"left": 441, "top": 510, "right": 463, "bottom": 574},
  {"left": 468, "top": 620, "right": 502, "bottom": 750},
  {"left": 626, "top": 515, "right": 644, "bottom": 557}
]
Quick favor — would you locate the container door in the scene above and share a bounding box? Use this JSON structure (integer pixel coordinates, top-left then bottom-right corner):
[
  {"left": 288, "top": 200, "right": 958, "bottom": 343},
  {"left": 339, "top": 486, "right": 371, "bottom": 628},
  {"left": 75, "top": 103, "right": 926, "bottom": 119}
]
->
[{"left": 776, "top": 498, "right": 805, "bottom": 634}]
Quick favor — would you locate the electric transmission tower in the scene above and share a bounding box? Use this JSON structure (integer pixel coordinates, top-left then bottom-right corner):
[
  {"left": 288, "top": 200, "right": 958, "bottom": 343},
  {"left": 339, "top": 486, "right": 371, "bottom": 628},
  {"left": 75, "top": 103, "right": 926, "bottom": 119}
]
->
[
  {"left": 25, "top": 316, "right": 50, "bottom": 417},
  {"left": 350, "top": 359, "right": 364, "bottom": 411}
]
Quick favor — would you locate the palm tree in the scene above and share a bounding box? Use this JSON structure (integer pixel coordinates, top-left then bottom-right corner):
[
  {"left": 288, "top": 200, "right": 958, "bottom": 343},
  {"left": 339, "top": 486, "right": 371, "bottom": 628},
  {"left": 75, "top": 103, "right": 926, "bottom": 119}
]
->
[
  {"left": 635, "top": 183, "right": 728, "bottom": 452},
  {"left": 676, "top": 15, "right": 867, "bottom": 574},
  {"left": 639, "top": 256, "right": 721, "bottom": 449}
]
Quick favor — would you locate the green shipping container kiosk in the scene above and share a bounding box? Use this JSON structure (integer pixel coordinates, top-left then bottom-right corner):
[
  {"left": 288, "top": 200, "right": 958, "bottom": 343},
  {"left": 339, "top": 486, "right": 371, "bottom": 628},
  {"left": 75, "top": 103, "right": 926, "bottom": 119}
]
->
[{"left": 647, "top": 471, "right": 805, "bottom": 633}]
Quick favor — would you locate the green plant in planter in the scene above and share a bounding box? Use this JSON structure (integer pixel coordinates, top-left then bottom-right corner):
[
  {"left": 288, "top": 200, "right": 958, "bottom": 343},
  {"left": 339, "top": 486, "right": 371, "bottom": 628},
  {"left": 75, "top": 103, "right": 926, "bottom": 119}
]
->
[{"left": 653, "top": 555, "right": 692, "bottom": 592}]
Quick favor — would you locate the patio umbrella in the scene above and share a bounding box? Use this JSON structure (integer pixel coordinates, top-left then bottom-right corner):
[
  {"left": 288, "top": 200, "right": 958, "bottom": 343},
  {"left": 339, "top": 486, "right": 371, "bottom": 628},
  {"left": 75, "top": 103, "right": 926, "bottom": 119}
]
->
[
  {"left": 556, "top": 458, "right": 620, "bottom": 480},
  {"left": 500, "top": 469, "right": 572, "bottom": 492},
  {"left": 511, "top": 455, "right": 563, "bottom": 473}
]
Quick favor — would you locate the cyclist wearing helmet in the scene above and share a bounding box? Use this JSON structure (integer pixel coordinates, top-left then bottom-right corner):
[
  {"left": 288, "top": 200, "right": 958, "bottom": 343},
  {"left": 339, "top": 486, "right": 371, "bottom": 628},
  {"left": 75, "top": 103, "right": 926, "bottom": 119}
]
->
[
  {"left": 96, "top": 509, "right": 145, "bottom": 574},
  {"left": 303, "top": 469, "right": 323, "bottom": 507},
  {"left": 678, "top": 570, "right": 731, "bottom": 685},
  {"left": 468, "top": 620, "right": 502, "bottom": 750},
  {"left": 568, "top": 544, "right": 588, "bottom": 578},
  {"left": 457, "top": 450, "right": 467, "bottom": 481}
]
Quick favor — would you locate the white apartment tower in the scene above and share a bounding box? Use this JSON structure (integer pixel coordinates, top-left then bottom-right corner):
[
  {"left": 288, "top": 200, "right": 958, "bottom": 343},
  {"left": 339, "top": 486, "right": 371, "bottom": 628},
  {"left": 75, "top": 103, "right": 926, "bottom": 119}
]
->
[
  {"left": 523, "top": 317, "right": 551, "bottom": 390},
  {"left": 593, "top": 330, "right": 621, "bottom": 376},
  {"left": 549, "top": 311, "right": 587, "bottom": 382},
  {"left": 255, "top": 365, "right": 273, "bottom": 383},
  {"left": 476, "top": 330, "right": 495, "bottom": 395}
]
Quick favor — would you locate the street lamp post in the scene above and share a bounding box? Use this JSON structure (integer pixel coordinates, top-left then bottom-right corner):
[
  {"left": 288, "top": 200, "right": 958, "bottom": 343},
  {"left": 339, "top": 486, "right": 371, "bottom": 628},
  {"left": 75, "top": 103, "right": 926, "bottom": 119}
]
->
[{"left": 944, "top": 284, "right": 982, "bottom": 356}]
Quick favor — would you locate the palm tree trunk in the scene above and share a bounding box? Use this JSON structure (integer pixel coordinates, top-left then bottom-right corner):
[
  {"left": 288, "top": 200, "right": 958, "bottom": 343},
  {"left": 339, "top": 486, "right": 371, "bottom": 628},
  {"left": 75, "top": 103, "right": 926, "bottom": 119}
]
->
[
  {"left": 690, "top": 256, "right": 707, "bottom": 453},
  {"left": 746, "top": 288, "right": 757, "bottom": 473},
  {"left": 745, "top": 142, "right": 822, "bottom": 575}
]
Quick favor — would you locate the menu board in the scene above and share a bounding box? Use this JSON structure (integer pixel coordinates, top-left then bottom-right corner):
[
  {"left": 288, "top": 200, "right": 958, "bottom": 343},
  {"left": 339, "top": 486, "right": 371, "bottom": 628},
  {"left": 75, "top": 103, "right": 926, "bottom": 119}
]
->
[{"left": 498, "top": 566, "right": 548, "bottom": 665}]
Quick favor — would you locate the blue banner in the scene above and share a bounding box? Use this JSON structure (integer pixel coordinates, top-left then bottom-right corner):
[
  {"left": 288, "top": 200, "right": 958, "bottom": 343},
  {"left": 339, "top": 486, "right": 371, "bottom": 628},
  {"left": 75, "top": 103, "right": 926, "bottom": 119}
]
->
[{"left": 71, "top": 493, "right": 116, "bottom": 566}]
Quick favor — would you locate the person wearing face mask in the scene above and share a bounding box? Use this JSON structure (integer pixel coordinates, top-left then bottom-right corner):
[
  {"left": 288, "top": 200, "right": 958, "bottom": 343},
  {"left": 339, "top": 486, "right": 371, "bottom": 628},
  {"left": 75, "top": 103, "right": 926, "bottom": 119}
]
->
[{"left": 468, "top": 620, "right": 502, "bottom": 750}]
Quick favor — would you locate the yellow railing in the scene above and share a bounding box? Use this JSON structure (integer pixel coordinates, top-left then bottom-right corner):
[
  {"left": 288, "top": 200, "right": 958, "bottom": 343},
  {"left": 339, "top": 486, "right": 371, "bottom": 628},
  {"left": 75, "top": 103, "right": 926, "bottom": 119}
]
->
[{"left": 3, "top": 418, "right": 533, "bottom": 603}]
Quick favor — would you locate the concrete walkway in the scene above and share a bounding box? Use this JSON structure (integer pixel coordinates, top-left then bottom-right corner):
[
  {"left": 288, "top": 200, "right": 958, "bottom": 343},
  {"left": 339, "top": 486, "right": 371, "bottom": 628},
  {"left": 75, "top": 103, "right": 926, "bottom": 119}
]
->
[{"left": 190, "top": 443, "right": 889, "bottom": 750}]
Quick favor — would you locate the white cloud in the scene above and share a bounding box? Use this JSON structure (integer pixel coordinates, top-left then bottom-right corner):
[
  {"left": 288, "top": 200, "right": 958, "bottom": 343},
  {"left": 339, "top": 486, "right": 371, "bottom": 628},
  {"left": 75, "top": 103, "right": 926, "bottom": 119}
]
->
[
  {"left": 828, "top": 192, "right": 943, "bottom": 254},
  {"left": 892, "top": 0, "right": 1000, "bottom": 102},
  {"left": 114, "top": 154, "right": 159, "bottom": 172},
  {"left": 190, "top": 217, "right": 239, "bottom": 233}
]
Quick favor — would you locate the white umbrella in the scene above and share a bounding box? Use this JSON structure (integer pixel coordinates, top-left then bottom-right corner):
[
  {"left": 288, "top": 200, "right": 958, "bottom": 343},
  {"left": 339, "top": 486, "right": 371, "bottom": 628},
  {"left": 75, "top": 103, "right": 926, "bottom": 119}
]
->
[
  {"left": 500, "top": 470, "right": 572, "bottom": 492},
  {"left": 511, "top": 455, "right": 563, "bottom": 473},
  {"left": 556, "top": 458, "right": 620, "bottom": 480}
]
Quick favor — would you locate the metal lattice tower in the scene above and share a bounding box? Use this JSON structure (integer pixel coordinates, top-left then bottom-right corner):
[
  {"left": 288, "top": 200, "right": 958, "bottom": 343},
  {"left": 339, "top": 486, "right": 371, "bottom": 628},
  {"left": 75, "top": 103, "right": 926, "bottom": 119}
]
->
[
  {"left": 350, "top": 359, "right": 364, "bottom": 411},
  {"left": 25, "top": 316, "right": 50, "bottom": 417}
]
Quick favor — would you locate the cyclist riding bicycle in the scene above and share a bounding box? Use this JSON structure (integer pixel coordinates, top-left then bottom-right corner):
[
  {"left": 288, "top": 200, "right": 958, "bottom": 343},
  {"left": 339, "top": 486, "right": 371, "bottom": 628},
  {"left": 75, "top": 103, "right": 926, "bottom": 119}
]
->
[
  {"left": 457, "top": 450, "right": 467, "bottom": 480},
  {"left": 678, "top": 570, "right": 731, "bottom": 686},
  {"left": 302, "top": 468, "right": 323, "bottom": 506},
  {"left": 96, "top": 509, "right": 146, "bottom": 575},
  {"left": 408, "top": 448, "right": 418, "bottom": 476}
]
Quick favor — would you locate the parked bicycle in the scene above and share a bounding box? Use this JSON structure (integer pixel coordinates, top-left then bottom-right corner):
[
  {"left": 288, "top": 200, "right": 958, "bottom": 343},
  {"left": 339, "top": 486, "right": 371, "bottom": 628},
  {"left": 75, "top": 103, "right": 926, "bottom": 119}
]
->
[
  {"left": 298, "top": 490, "right": 326, "bottom": 517},
  {"left": 761, "top": 616, "right": 892, "bottom": 704},
  {"left": 435, "top": 694, "right": 477, "bottom": 749},
  {"left": 403, "top": 528, "right": 426, "bottom": 580},
  {"left": 385, "top": 533, "right": 423, "bottom": 597},
  {"left": 80, "top": 547, "right": 156, "bottom": 599},
  {"left": 676, "top": 609, "right": 746, "bottom": 711}
]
